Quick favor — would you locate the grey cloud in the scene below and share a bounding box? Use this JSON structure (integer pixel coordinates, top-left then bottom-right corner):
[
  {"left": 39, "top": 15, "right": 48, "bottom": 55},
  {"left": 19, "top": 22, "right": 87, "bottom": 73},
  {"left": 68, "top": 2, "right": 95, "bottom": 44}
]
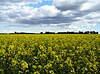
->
[
  {"left": 54, "top": 3, "right": 80, "bottom": 11},
  {"left": 8, "top": 14, "right": 20, "bottom": 19},
  {"left": 17, "top": 14, "right": 78, "bottom": 26},
  {"left": 0, "top": 13, "right": 9, "bottom": 22},
  {"left": 53, "top": 0, "right": 87, "bottom": 11},
  {"left": 53, "top": 0, "right": 100, "bottom": 18}
]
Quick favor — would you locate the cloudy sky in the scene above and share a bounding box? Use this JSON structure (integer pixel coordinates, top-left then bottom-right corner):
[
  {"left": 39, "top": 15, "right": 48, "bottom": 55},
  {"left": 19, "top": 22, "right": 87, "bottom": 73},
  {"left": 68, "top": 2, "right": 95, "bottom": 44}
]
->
[{"left": 0, "top": 0, "right": 100, "bottom": 33}]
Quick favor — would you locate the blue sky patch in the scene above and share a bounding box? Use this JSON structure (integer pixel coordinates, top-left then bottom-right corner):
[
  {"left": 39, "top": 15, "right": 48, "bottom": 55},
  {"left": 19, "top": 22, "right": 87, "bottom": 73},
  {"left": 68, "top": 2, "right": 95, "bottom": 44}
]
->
[{"left": 28, "top": 1, "right": 52, "bottom": 8}]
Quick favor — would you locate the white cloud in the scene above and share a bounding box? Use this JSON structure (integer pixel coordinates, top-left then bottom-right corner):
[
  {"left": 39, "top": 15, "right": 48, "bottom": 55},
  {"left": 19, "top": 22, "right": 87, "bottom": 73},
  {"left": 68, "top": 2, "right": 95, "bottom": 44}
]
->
[
  {"left": 81, "top": 2, "right": 94, "bottom": 11},
  {"left": 80, "top": 0, "right": 100, "bottom": 11},
  {"left": 62, "top": 10, "right": 74, "bottom": 17},
  {"left": 83, "top": 12, "right": 100, "bottom": 19},
  {"left": 39, "top": 5, "right": 60, "bottom": 17}
]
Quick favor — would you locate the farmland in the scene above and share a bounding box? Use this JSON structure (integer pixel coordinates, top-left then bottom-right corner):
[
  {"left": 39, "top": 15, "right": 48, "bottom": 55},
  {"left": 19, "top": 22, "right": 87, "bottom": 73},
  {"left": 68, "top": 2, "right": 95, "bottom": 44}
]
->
[{"left": 0, "top": 34, "right": 100, "bottom": 74}]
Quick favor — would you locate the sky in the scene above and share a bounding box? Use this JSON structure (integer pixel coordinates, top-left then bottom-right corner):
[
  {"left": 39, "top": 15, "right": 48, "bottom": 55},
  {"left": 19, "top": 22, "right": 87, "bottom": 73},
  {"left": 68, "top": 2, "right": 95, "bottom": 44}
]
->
[{"left": 0, "top": 0, "right": 100, "bottom": 33}]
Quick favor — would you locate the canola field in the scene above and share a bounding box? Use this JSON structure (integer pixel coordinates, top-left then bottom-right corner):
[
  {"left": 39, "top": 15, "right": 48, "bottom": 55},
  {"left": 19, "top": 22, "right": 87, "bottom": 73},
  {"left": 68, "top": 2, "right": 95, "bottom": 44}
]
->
[{"left": 0, "top": 34, "right": 100, "bottom": 74}]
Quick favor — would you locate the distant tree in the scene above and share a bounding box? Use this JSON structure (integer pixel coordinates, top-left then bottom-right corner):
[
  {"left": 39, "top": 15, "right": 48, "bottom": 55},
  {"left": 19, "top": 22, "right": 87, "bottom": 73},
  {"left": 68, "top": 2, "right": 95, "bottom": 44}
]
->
[
  {"left": 79, "top": 31, "right": 83, "bottom": 34},
  {"left": 44, "top": 31, "right": 55, "bottom": 34},
  {"left": 15, "top": 31, "right": 17, "bottom": 34},
  {"left": 57, "top": 32, "right": 67, "bottom": 34},
  {"left": 40, "top": 32, "right": 43, "bottom": 34},
  {"left": 90, "top": 31, "right": 93, "bottom": 34},
  {"left": 84, "top": 31, "right": 89, "bottom": 34},
  {"left": 95, "top": 32, "right": 98, "bottom": 34}
]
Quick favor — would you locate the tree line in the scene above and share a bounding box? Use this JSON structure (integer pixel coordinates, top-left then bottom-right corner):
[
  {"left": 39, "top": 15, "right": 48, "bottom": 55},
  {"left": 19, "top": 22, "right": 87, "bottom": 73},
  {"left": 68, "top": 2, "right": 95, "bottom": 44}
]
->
[
  {"left": 41, "top": 31, "right": 98, "bottom": 34},
  {"left": 14, "top": 31, "right": 98, "bottom": 34},
  {"left": 0, "top": 31, "right": 98, "bottom": 34}
]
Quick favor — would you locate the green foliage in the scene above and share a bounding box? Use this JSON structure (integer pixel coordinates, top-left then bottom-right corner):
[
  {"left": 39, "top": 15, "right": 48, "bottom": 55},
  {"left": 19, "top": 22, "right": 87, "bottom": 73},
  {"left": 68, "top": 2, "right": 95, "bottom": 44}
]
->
[{"left": 0, "top": 34, "right": 100, "bottom": 74}]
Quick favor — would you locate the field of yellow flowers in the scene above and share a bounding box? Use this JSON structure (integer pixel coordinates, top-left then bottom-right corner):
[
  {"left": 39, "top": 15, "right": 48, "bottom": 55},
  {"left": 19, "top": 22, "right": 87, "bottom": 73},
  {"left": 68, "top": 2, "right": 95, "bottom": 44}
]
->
[{"left": 0, "top": 34, "right": 100, "bottom": 74}]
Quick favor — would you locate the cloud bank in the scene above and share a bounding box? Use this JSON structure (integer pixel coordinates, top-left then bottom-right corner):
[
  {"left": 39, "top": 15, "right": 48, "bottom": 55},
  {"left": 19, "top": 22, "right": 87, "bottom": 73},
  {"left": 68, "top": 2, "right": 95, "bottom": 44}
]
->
[{"left": 0, "top": 0, "right": 100, "bottom": 32}]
